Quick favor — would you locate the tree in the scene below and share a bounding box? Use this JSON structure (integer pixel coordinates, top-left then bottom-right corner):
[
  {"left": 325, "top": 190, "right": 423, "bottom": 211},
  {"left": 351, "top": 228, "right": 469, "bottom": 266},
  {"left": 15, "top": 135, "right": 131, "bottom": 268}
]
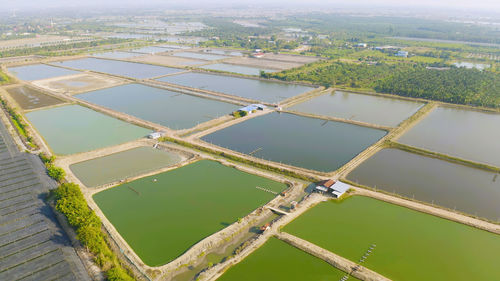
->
[{"left": 47, "top": 165, "right": 66, "bottom": 182}]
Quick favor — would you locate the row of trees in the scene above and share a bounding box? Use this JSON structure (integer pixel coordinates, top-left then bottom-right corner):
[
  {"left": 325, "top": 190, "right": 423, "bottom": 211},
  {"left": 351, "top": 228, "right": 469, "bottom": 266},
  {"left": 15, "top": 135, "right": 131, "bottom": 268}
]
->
[
  {"left": 52, "top": 182, "right": 134, "bottom": 281},
  {"left": 263, "top": 61, "right": 500, "bottom": 108},
  {"left": 0, "top": 95, "right": 37, "bottom": 148},
  {"left": 39, "top": 152, "right": 134, "bottom": 280}
]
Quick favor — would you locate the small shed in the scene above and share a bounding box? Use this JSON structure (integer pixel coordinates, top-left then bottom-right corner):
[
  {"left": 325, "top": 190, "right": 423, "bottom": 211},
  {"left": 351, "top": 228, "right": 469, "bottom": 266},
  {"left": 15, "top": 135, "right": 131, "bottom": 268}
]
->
[
  {"left": 314, "top": 179, "right": 351, "bottom": 198},
  {"left": 148, "top": 131, "right": 165, "bottom": 139},
  {"left": 236, "top": 104, "right": 266, "bottom": 115},
  {"left": 330, "top": 181, "right": 351, "bottom": 198}
]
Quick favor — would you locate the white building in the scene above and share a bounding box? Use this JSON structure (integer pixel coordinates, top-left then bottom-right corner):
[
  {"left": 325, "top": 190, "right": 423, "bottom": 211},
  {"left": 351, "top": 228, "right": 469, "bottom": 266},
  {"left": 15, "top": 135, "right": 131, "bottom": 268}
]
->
[
  {"left": 148, "top": 131, "right": 166, "bottom": 139},
  {"left": 315, "top": 179, "right": 351, "bottom": 198}
]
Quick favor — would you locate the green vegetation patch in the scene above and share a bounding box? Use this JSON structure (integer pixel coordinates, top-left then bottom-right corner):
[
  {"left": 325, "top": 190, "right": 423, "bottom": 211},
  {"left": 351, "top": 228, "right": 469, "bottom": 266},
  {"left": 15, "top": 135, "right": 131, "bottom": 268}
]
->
[
  {"left": 0, "top": 70, "right": 10, "bottom": 84},
  {"left": 284, "top": 196, "right": 500, "bottom": 281},
  {"left": 53, "top": 183, "right": 133, "bottom": 280},
  {"left": 264, "top": 61, "right": 500, "bottom": 107},
  {"left": 217, "top": 238, "right": 356, "bottom": 281},
  {"left": 93, "top": 160, "right": 287, "bottom": 266}
]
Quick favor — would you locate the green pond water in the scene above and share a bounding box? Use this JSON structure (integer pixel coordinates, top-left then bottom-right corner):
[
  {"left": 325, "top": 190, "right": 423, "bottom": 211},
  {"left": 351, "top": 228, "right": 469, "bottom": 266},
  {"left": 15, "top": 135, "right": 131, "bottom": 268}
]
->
[
  {"left": 398, "top": 106, "right": 500, "bottom": 167},
  {"left": 199, "top": 63, "right": 275, "bottom": 76},
  {"left": 284, "top": 196, "right": 500, "bottom": 281},
  {"left": 25, "top": 105, "right": 150, "bottom": 155},
  {"left": 175, "top": 213, "right": 279, "bottom": 281},
  {"left": 157, "top": 72, "right": 314, "bottom": 104},
  {"left": 347, "top": 148, "right": 500, "bottom": 222},
  {"left": 202, "top": 112, "right": 386, "bottom": 172},
  {"left": 70, "top": 146, "right": 182, "bottom": 187},
  {"left": 52, "top": 58, "right": 182, "bottom": 79},
  {"left": 290, "top": 91, "right": 423, "bottom": 127},
  {"left": 217, "top": 238, "right": 356, "bottom": 281},
  {"left": 74, "top": 83, "right": 239, "bottom": 130},
  {"left": 7, "top": 64, "right": 79, "bottom": 81},
  {"left": 93, "top": 160, "right": 287, "bottom": 266}
]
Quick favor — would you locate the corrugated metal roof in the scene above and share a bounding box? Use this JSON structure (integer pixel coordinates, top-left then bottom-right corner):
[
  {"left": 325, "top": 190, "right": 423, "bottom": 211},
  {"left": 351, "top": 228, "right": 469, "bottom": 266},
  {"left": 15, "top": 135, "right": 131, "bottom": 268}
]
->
[{"left": 332, "top": 181, "right": 351, "bottom": 193}]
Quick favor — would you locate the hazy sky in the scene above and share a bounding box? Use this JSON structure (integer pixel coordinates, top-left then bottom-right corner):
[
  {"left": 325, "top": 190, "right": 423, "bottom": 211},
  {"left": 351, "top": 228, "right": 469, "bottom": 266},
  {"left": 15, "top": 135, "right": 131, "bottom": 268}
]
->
[{"left": 3, "top": 0, "right": 500, "bottom": 12}]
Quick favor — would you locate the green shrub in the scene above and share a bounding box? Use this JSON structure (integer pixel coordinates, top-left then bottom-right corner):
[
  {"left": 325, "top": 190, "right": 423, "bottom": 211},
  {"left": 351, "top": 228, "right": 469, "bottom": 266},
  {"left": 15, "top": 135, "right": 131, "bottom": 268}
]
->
[
  {"left": 106, "top": 267, "right": 135, "bottom": 281},
  {"left": 232, "top": 110, "right": 247, "bottom": 118},
  {"left": 46, "top": 165, "right": 66, "bottom": 182},
  {"left": 39, "top": 153, "right": 55, "bottom": 164},
  {"left": 53, "top": 183, "right": 134, "bottom": 280}
]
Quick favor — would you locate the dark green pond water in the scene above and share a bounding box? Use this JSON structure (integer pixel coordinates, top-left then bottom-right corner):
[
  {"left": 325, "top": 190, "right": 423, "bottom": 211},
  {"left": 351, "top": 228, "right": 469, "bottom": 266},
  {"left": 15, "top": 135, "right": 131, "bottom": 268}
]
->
[
  {"left": 202, "top": 112, "right": 386, "bottom": 172},
  {"left": 93, "top": 160, "right": 286, "bottom": 266},
  {"left": 284, "top": 196, "right": 500, "bottom": 281},
  {"left": 217, "top": 238, "right": 355, "bottom": 281}
]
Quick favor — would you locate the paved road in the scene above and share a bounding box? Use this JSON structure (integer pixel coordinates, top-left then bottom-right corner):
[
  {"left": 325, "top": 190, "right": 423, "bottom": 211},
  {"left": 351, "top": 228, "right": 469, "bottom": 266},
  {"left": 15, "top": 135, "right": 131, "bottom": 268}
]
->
[{"left": 0, "top": 116, "right": 91, "bottom": 281}]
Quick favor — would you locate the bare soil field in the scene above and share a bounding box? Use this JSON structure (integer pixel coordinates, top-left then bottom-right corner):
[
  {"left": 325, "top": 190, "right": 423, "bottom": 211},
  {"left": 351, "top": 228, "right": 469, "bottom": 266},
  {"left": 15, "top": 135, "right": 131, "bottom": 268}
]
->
[
  {"left": 6, "top": 85, "right": 65, "bottom": 110},
  {"left": 129, "top": 54, "right": 205, "bottom": 67},
  {"left": 32, "top": 73, "right": 126, "bottom": 95},
  {"left": 224, "top": 57, "right": 301, "bottom": 70}
]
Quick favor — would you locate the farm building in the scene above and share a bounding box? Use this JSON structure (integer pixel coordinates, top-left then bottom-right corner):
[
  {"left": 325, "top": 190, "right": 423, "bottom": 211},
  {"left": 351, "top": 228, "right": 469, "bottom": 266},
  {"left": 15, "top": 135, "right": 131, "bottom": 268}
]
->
[
  {"left": 148, "top": 131, "right": 166, "bottom": 139},
  {"left": 315, "top": 179, "right": 351, "bottom": 198},
  {"left": 395, "top": 51, "right": 409, "bottom": 58},
  {"left": 251, "top": 50, "right": 265, "bottom": 58},
  {"left": 234, "top": 104, "right": 266, "bottom": 115}
]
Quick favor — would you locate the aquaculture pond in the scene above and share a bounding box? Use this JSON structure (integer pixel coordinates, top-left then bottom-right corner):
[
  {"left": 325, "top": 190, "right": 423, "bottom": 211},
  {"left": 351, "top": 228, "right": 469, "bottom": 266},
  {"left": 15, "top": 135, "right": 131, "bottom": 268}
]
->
[
  {"left": 398, "top": 106, "right": 500, "bottom": 167},
  {"left": 7, "top": 64, "right": 79, "bottom": 81},
  {"left": 199, "top": 63, "right": 275, "bottom": 76},
  {"left": 93, "top": 160, "right": 286, "bottom": 266},
  {"left": 172, "top": 51, "right": 229, "bottom": 61},
  {"left": 25, "top": 105, "right": 150, "bottom": 155},
  {"left": 158, "top": 72, "right": 314, "bottom": 103},
  {"left": 217, "top": 238, "right": 355, "bottom": 281},
  {"left": 74, "top": 83, "right": 239, "bottom": 130},
  {"left": 201, "top": 112, "right": 386, "bottom": 172},
  {"left": 51, "top": 58, "right": 182, "bottom": 79},
  {"left": 6, "top": 86, "right": 64, "bottom": 110},
  {"left": 290, "top": 91, "right": 423, "bottom": 127},
  {"left": 284, "top": 196, "right": 500, "bottom": 281},
  {"left": 347, "top": 148, "right": 500, "bottom": 221},
  {"left": 130, "top": 46, "right": 171, "bottom": 54},
  {"left": 92, "top": 51, "right": 142, "bottom": 59},
  {"left": 204, "top": 49, "right": 243, "bottom": 56},
  {"left": 70, "top": 146, "right": 182, "bottom": 187},
  {"left": 204, "top": 49, "right": 243, "bottom": 57}
]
